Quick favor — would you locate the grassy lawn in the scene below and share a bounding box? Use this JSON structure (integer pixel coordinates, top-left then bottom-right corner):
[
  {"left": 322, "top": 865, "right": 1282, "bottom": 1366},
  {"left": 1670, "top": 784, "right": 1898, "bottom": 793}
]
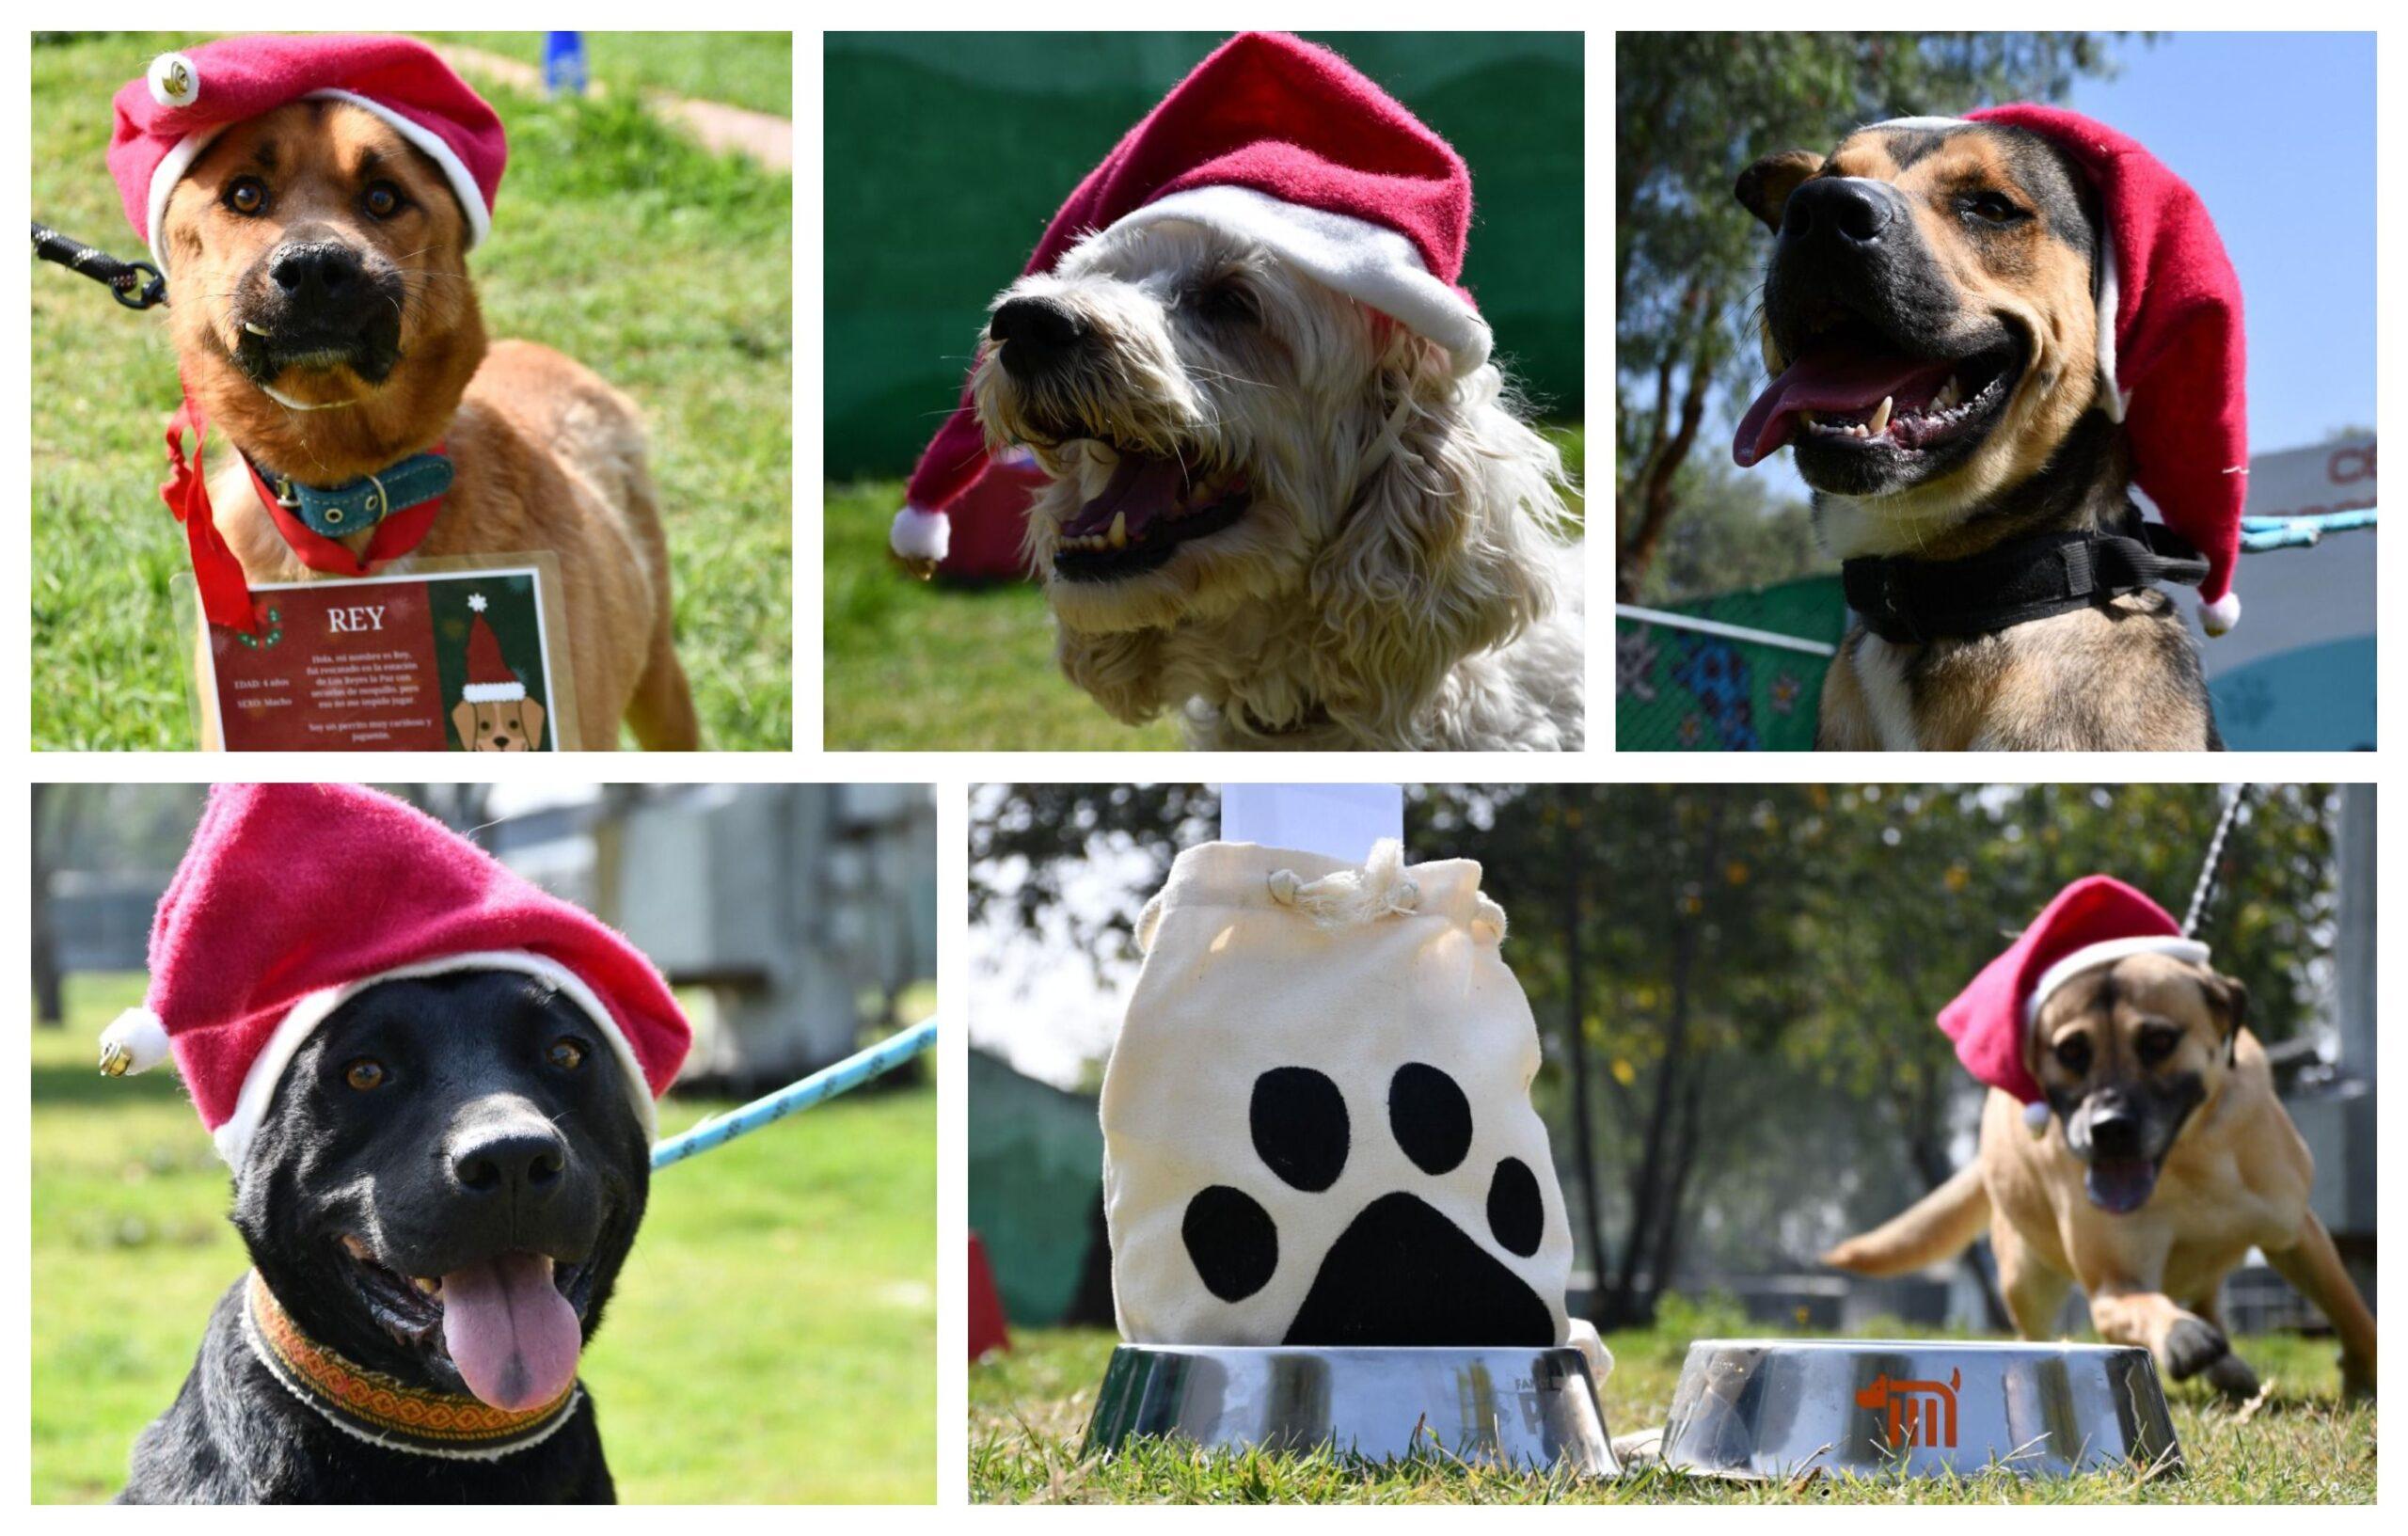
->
[
  {"left": 33, "top": 974, "right": 934, "bottom": 1504},
  {"left": 823, "top": 427, "right": 1584, "bottom": 750},
  {"left": 973, "top": 1306, "right": 2375, "bottom": 1503},
  {"left": 30, "top": 32, "right": 791, "bottom": 751}
]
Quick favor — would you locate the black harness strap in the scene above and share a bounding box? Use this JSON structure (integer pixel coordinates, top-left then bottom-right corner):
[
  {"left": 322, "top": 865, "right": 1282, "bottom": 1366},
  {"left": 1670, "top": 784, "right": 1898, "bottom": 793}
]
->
[
  {"left": 31, "top": 220, "right": 166, "bottom": 309},
  {"left": 1841, "top": 521, "right": 2208, "bottom": 644}
]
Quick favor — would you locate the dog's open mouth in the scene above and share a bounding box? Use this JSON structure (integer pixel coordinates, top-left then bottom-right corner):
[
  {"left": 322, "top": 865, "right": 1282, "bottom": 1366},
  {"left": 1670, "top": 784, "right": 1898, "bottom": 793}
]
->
[
  {"left": 2082, "top": 1155, "right": 2162, "bottom": 1216},
  {"left": 338, "top": 1233, "right": 593, "bottom": 1410},
  {"left": 1733, "top": 323, "right": 2022, "bottom": 470},
  {"left": 1051, "top": 443, "right": 1252, "bottom": 581}
]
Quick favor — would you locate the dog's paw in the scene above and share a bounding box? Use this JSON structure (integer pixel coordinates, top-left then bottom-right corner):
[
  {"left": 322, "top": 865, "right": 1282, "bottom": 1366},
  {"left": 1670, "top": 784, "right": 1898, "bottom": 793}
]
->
[
  {"left": 2161, "top": 1314, "right": 2234, "bottom": 1381},
  {"left": 2201, "top": 1351, "right": 2261, "bottom": 1401},
  {"left": 1179, "top": 1062, "right": 1554, "bottom": 1346},
  {"left": 2338, "top": 1353, "right": 2375, "bottom": 1404}
]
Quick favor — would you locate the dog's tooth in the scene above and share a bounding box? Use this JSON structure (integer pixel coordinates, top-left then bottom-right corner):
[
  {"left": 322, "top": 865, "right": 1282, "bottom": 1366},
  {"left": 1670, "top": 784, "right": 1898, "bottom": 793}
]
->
[
  {"left": 1798, "top": 409, "right": 1817, "bottom": 426},
  {"left": 243, "top": 322, "right": 271, "bottom": 338},
  {"left": 341, "top": 1234, "right": 371, "bottom": 1260},
  {"left": 414, "top": 1275, "right": 441, "bottom": 1297},
  {"left": 1108, "top": 511, "right": 1128, "bottom": 549},
  {"left": 1868, "top": 396, "right": 1893, "bottom": 435}
]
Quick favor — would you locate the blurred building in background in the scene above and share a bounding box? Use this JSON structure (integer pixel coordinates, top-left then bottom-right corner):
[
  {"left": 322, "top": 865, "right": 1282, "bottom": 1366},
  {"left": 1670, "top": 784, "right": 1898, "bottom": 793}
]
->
[{"left": 33, "top": 784, "right": 936, "bottom": 1096}]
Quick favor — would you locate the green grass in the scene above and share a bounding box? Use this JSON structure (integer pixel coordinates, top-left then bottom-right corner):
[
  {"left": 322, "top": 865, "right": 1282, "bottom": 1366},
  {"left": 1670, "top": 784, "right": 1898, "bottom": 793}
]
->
[
  {"left": 972, "top": 1301, "right": 2375, "bottom": 1503},
  {"left": 30, "top": 32, "right": 791, "bottom": 750},
  {"left": 33, "top": 974, "right": 933, "bottom": 1503},
  {"left": 425, "top": 32, "right": 794, "bottom": 119},
  {"left": 823, "top": 428, "right": 1584, "bottom": 750}
]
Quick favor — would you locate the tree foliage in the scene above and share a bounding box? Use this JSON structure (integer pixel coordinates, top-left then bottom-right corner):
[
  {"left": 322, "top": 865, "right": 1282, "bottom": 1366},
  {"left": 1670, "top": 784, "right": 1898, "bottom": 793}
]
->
[{"left": 1615, "top": 32, "right": 2129, "bottom": 598}]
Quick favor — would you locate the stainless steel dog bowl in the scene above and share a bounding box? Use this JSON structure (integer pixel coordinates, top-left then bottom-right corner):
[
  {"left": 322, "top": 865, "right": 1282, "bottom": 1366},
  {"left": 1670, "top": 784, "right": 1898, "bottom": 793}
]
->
[
  {"left": 1085, "top": 1344, "right": 1619, "bottom": 1474},
  {"left": 1659, "top": 1338, "right": 2180, "bottom": 1480}
]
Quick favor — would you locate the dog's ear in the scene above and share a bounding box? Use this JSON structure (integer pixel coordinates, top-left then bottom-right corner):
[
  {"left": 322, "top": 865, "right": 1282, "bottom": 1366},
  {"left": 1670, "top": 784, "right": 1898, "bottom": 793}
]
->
[
  {"left": 450, "top": 700, "right": 480, "bottom": 751},
  {"left": 517, "top": 698, "right": 547, "bottom": 751},
  {"left": 1736, "top": 150, "right": 1821, "bottom": 232},
  {"left": 2202, "top": 971, "right": 2248, "bottom": 1063},
  {"left": 1309, "top": 332, "right": 1567, "bottom": 740}
]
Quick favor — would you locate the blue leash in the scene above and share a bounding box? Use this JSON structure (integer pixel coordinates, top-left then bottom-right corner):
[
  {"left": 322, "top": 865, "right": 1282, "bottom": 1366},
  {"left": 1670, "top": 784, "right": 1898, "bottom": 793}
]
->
[
  {"left": 651, "top": 1018, "right": 939, "bottom": 1171},
  {"left": 2239, "top": 506, "right": 2377, "bottom": 553}
]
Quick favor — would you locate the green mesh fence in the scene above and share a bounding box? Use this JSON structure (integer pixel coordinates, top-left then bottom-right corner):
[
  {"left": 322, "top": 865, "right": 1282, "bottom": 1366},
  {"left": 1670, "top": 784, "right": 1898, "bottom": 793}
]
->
[
  {"left": 824, "top": 32, "right": 1583, "bottom": 479},
  {"left": 1615, "top": 576, "right": 1846, "bottom": 751}
]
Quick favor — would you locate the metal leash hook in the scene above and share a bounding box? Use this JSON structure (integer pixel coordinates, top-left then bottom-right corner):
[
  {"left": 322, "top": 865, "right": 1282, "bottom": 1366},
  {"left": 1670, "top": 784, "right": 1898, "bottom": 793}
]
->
[{"left": 32, "top": 220, "right": 166, "bottom": 309}]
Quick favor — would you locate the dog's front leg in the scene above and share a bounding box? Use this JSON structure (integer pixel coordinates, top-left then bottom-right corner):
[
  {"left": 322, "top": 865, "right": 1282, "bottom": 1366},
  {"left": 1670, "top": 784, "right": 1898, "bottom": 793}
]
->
[
  {"left": 2088, "top": 1285, "right": 2235, "bottom": 1388},
  {"left": 2263, "top": 1211, "right": 2378, "bottom": 1400}
]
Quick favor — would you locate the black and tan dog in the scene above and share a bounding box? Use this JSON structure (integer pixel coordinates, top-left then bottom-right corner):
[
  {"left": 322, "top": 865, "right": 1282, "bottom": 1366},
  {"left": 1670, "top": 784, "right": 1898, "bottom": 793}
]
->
[
  {"left": 1733, "top": 119, "right": 2218, "bottom": 750},
  {"left": 1827, "top": 950, "right": 2375, "bottom": 1401}
]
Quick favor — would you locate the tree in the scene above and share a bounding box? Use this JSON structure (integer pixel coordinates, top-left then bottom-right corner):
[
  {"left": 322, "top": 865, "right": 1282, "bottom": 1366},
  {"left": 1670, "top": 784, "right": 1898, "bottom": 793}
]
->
[{"left": 1616, "top": 32, "right": 2129, "bottom": 600}]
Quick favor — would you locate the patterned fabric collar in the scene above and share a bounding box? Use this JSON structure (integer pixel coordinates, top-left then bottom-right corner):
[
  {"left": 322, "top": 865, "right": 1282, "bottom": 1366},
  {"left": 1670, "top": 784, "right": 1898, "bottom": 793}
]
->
[
  {"left": 242, "top": 1270, "right": 581, "bottom": 1461},
  {"left": 245, "top": 449, "right": 454, "bottom": 540}
]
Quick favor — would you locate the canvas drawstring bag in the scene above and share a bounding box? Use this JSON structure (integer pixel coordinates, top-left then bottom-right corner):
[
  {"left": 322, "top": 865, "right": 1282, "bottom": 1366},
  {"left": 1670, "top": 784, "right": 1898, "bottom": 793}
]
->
[{"left": 1100, "top": 839, "right": 1575, "bottom": 1347}]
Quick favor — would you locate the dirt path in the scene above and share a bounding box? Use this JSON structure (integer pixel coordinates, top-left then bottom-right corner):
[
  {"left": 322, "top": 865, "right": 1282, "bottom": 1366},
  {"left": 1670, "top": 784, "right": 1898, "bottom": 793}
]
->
[{"left": 436, "top": 43, "right": 792, "bottom": 171}]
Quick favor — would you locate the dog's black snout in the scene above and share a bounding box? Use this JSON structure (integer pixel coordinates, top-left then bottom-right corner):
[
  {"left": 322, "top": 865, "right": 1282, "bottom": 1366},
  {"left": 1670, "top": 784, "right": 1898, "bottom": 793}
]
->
[
  {"left": 268, "top": 239, "right": 368, "bottom": 303},
  {"left": 990, "top": 296, "right": 1086, "bottom": 379},
  {"left": 450, "top": 1124, "right": 567, "bottom": 1200},
  {"left": 2085, "top": 1094, "right": 2144, "bottom": 1157},
  {"left": 1782, "top": 177, "right": 1893, "bottom": 247}
]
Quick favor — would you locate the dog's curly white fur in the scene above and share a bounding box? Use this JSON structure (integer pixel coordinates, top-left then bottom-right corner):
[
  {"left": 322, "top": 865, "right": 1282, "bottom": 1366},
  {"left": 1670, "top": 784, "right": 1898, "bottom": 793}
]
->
[{"left": 972, "top": 219, "right": 1583, "bottom": 751}]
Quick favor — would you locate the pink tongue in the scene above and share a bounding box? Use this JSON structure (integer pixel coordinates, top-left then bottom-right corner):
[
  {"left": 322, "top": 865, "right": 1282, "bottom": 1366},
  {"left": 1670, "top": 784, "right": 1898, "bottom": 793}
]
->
[
  {"left": 1066, "top": 451, "right": 1184, "bottom": 538},
  {"left": 440, "top": 1253, "right": 581, "bottom": 1411},
  {"left": 1732, "top": 354, "right": 1956, "bottom": 467}
]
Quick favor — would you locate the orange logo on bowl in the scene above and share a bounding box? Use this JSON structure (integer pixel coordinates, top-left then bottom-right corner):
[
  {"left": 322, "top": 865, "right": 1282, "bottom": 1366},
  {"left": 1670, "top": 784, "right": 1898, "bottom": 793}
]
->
[{"left": 1856, "top": 1368, "right": 1961, "bottom": 1449}]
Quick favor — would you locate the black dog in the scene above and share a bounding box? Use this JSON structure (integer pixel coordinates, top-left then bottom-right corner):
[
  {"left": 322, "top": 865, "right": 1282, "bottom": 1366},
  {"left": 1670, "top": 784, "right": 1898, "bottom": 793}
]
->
[{"left": 122, "top": 970, "right": 650, "bottom": 1503}]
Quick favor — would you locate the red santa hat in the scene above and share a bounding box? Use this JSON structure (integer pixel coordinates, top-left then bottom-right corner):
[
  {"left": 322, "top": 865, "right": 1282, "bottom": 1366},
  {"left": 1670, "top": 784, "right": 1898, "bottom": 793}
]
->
[
  {"left": 892, "top": 30, "right": 1489, "bottom": 565},
  {"left": 109, "top": 34, "right": 507, "bottom": 274},
  {"left": 1964, "top": 104, "right": 2249, "bottom": 635},
  {"left": 98, "top": 784, "right": 689, "bottom": 1168},
  {"left": 460, "top": 593, "right": 527, "bottom": 705},
  {"left": 1937, "top": 875, "right": 2209, "bottom": 1106}
]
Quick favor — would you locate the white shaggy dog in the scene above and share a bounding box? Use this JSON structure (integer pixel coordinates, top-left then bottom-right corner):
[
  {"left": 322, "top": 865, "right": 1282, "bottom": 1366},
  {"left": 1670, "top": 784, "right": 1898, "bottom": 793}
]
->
[{"left": 971, "top": 217, "right": 1584, "bottom": 752}]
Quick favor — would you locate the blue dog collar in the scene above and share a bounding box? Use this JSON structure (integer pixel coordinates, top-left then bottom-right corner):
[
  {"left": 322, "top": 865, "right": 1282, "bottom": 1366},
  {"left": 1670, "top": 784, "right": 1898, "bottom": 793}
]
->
[{"left": 250, "top": 450, "right": 454, "bottom": 538}]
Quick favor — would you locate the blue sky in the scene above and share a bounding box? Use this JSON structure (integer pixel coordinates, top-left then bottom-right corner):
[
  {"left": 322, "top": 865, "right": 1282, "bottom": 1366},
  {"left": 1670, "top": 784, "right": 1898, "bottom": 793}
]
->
[{"left": 1745, "top": 31, "right": 2374, "bottom": 506}]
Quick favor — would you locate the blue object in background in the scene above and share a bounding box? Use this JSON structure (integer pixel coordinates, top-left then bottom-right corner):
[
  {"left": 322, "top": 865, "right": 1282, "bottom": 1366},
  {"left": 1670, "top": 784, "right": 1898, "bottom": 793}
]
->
[{"left": 544, "top": 32, "right": 588, "bottom": 98}]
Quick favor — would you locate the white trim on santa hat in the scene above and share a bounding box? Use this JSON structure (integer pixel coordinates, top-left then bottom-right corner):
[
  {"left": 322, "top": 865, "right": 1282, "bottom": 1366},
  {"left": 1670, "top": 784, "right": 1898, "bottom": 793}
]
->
[
  {"left": 460, "top": 680, "right": 528, "bottom": 705},
  {"left": 143, "top": 87, "right": 491, "bottom": 274},
  {"left": 2026, "top": 935, "right": 2211, "bottom": 1022},
  {"left": 891, "top": 504, "right": 950, "bottom": 563},
  {"left": 213, "top": 949, "right": 661, "bottom": 1171},
  {"left": 1103, "top": 184, "right": 1493, "bottom": 375}
]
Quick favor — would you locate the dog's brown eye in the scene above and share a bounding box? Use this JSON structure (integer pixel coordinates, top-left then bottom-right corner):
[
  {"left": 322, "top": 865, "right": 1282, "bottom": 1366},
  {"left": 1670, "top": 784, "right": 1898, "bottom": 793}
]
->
[
  {"left": 2137, "top": 1026, "right": 2182, "bottom": 1064},
  {"left": 363, "top": 182, "right": 403, "bottom": 219},
  {"left": 226, "top": 178, "right": 268, "bottom": 216},
  {"left": 547, "top": 1038, "right": 587, "bottom": 1071},
  {"left": 2053, "top": 1036, "right": 2093, "bottom": 1075},
  {"left": 1964, "top": 192, "right": 2025, "bottom": 225},
  {"left": 343, "top": 1058, "right": 387, "bottom": 1092}
]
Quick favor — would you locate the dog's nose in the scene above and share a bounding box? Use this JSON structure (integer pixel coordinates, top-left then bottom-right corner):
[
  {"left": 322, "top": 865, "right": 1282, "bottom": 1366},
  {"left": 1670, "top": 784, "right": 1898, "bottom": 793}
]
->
[
  {"left": 268, "top": 240, "right": 366, "bottom": 303},
  {"left": 990, "top": 296, "right": 1086, "bottom": 379},
  {"left": 450, "top": 1124, "right": 567, "bottom": 1201},
  {"left": 2085, "top": 1097, "right": 2144, "bottom": 1157},
  {"left": 1781, "top": 177, "right": 1893, "bottom": 247}
]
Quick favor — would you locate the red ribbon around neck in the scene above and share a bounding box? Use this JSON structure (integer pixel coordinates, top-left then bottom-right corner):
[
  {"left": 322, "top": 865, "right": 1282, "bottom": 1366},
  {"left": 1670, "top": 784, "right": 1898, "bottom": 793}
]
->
[{"left": 160, "top": 393, "right": 449, "bottom": 636}]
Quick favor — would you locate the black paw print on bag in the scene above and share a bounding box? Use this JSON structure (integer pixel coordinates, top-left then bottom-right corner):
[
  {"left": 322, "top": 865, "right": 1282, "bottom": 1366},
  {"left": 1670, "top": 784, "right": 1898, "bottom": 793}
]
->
[{"left": 1180, "top": 1062, "right": 1554, "bottom": 1346}]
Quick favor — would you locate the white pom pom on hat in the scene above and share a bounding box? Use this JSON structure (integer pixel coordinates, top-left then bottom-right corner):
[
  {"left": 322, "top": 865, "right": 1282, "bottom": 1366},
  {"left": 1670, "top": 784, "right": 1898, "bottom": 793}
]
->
[{"left": 147, "top": 52, "right": 199, "bottom": 108}]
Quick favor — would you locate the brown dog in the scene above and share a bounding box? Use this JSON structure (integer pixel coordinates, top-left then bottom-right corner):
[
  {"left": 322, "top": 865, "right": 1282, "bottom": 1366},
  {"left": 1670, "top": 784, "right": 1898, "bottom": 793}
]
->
[
  {"left": 452, "top": 697, "right": 546, "bottom": 752},
  {"left": 1827, "top": 951, "right": 2375, "bottom": 1400},
  {"left": 161, "top": 99, "right": 697, "bottom": 750},
  {"left": 1734, "top": 119, "right": 2218, "bottom": 750}
]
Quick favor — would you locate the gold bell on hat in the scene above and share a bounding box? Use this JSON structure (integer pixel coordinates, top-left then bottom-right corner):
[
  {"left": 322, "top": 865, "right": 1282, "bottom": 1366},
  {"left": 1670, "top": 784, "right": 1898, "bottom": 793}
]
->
[
  {"left": 147, "top": 52, "right": 199, "bottom": 109},
  {"left": 99, "top": 1006, "right": 170, "bottom": 1077}
]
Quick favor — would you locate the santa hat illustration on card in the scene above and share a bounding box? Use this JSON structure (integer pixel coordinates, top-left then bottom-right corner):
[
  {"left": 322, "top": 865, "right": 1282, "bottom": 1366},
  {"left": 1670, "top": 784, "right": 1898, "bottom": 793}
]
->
[
  {"left": 892, "top": 31, "right": 1488, "bottom": 567},
  {"left": 460, "top": 593, "right": 528, "bottom": 705}
]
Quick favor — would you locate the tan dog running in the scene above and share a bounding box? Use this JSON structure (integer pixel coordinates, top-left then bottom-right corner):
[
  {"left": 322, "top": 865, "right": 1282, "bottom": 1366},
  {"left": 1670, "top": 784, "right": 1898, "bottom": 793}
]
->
[
  {"left": 1828, "top": 949, "right": 2375, "bottom": 1401},
  {"left": 160, "top": 98, "right": 696, "bottom": 750}
]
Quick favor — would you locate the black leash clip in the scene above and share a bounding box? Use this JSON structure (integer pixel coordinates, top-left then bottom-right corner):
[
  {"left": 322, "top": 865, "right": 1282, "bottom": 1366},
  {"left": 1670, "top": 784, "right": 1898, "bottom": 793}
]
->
[{"left": 32, "top": 220, "right": 166, "bottom": 309}]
